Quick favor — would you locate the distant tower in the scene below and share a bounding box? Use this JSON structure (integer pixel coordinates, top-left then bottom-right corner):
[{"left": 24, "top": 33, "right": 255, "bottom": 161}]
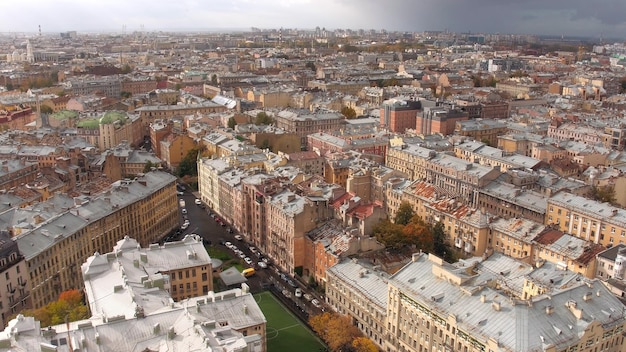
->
[
  {"left": 279, "top": 27, "right": 283, "bottom": 46},
  {"left": 38, "top": 25, "right": 41, "bottom": 37},
  {"left": 26, "top": 39, "right": 34, "bottom": 63}
]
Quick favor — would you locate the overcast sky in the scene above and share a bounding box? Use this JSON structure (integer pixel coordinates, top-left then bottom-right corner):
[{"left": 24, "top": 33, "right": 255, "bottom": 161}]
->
[{"left": 2, "top": 0, "right": 625, "bottom": 39}]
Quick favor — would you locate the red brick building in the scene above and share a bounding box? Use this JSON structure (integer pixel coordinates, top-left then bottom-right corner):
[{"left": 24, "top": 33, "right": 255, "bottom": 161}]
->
[{"left": 380, "top": 99, "right": 421, "bottom": 133}]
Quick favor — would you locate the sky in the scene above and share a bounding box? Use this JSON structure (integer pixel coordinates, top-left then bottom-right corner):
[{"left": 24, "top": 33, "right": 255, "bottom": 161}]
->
[{"left": 2, "top": 0, "right": 626, "bottom": 39}]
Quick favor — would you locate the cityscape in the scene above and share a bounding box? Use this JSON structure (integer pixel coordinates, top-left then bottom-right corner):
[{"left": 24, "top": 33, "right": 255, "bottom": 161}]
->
[{"left": 0, "top": 16, "right": 626, "bottom": 352}]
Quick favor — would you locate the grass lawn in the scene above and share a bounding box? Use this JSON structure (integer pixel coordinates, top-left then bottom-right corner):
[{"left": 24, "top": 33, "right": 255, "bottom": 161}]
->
[{"left": 254, "top": 291, "right": 326, "bottom": 352}]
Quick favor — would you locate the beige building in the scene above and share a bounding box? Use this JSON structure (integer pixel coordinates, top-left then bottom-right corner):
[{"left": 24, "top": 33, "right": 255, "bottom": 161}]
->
[
  {"left": 0, "top": 233, "right": 30, "bottom": 328},
  {"left": 385, "top": 252, "right": 626, "bottom": 352},
  {"left": 326, "top": 259, "right": 388, "bottom": 350},
  {"left": 546, "top": 192, "right": 626, "bottom": 248},
  {"left": 489, "top": 217, "right": 545, "bottom": 260},
  {"left": 15, "top": 171, "right": 179, "bottom": 309},
  {"left": 160, "top": 133, "right": 197, "bottom": 170}
]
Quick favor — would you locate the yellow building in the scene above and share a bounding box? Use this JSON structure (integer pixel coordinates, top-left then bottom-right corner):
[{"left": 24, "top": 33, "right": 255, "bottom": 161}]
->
[
  {"left": 546, "top": 191, "right": 626, "bottom": 247},
  {"left": 489, "top": 217, "right": 545, "bottom": 261},
  {"left": 160, "top": 133, "right": 197, "bottom": 170}
]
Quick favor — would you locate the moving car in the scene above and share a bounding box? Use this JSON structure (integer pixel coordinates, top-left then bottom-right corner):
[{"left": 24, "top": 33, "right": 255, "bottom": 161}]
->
[
  {"left": 242, "top": 268, "right": 255, "bottom": 277},
  {"left": 194, "top": 198, "right": 202, "bottom": 205},
  {"left": 257, "top": 261, "right": 267, "bottom": 269}
]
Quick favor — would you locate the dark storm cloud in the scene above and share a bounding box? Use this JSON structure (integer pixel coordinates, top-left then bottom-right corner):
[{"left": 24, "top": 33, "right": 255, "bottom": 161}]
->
[{"left": 333, "top": 0, "right": 626, "bottom": 36}]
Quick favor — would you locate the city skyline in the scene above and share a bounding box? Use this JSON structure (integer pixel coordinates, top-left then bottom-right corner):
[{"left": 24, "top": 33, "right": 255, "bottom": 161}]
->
[{"left": 2, "top": 0, "right": 626, "bottom": 39}]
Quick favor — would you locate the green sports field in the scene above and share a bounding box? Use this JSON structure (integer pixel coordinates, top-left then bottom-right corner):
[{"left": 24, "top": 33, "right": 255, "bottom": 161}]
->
[{"left": 254, "top": 291, "right": 327, "bottom": 352}]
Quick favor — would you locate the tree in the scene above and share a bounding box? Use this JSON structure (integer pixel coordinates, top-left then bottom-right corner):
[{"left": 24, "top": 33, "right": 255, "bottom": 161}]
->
[
  {"left": 177, "top": 147, "right": 202, "bottom": 177},
  {"left": 403, "top": 215, "right": 434, "bottom": 252},
  {"left": 211, "top": 74, "right": 218, "bottom": 85},
  {"left": 227, "top": 116, "right": 237, "bottom": 129},
  {"left": 432, "top": 222, "right": 455, "bottom": 262},
  {"left": 21, "top": 289, "right": 89, "bottom": 327},
  {"left": 394, "top": 201, "right": 415, "bottom": 225},
  {"left": 341, "top": 106, "right": 357, "bottom": 119},
  {"left": 309, "top": 312, "right": 362, "bottom": 352},
  {"left": 305, "top": 61, "right": 317, "bottom": 71},
  {"left": 120, "top": 91, "right": 132, "bottom": 98},
  {"left": 39, "top": 105, "right": 53, "bottom": 114},
  {"left": 121, "top": 64, "right": 132, "bottom": 74},
  {"left": 143, "top": 160, "right": 156, "bottom": 173},
  {"left": 255, "top": 112, "right": 273, "bottom": 125},
  {"left": 589, "top": 185, "right": 616, "bottom": 204},
  {"left": 373, "top": 220, "right": 405, "bottom": 249},
  {"left": 352, "top": 337, "right": 378, "bottom": 352}
]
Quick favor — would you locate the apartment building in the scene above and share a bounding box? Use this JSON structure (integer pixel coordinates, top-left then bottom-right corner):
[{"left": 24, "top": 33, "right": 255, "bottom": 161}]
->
[
  {"left": 385, "top": 144, "right": 436, "bottom": 181},
  {"left": 136, "top": 101, "right": 226, "bottom": 134},
  {"left": 83, "top": 235, "right": 212, "bottom": 309},
  {"left": 0, "top": 159, "right": 38, "bottom": 191},
  {"left": 326, "top": 259, "right": 389, "bottom": 350},
  {"left": 476, "top": 180, "right": 547, "bottom": 224},
  {"left": 273, "top": 109, "right": 346, "bottom": 147},
  {"left": 75, "top": 111, "right": 143, "bottom": 150},
  {"left": 416, "top": 105, "right": 469, "bottom": 136},
  {"left": 454, "top": 141, "right": 541, "bottom": 172},
  {"left": 159, "top": 133, "right": 196, "bottom": 170},
  {"left": 546, "top": 191, "right": 626, "bottom": 248},
  {"left": 266, "top": 190, "right": 320, "bottom": 275},
  {"left": 120, "top": 76, "right": 157, "bottom": 95},
  {"left": 68, "top": 76, "right": 121, "bottom": 98},
  {"left": 0, "top": 236, "right": 265, "bottom": 351},
  {"left": 379, "top": 99, "right": 421, "bottom": 133},
  {"left": 14, "top": 171, "right": 179, "bottom": 309},
  {"left": 424, "top": 199, "right": 491, "bottom": 256},
  {"left": 385, "top": 252, "right": 626, "bottom": 352},
  {"left": 0, "top": 232, "right": 30, "bottom": 328},
  {"left": 595, "top": 245, "right": 626, "bottom": 297},
  {"left": 423, "top": 154, "right": 500, "bottom": 206},
  {"left": 454, "top": 119, "right": 507, "bottom": 147},
  {"left": 533, "top": 227, "right": 604, "bottom": 279},
  {"left": 489, "top": 217, "right": 545, "bottom": 260}
]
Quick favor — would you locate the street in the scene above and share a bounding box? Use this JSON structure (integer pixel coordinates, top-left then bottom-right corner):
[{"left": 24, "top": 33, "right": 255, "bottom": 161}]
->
[{"left": 164, "top": 184, "right": 326, "bottom": 321}]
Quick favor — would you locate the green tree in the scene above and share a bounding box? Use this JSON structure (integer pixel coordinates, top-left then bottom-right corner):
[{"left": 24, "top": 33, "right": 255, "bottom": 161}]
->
[
  {"left": 175, "top": 83, "right": 182, "bottom": 90},
  {"left": 121, "top": 64, "right": 132, "bottom": 74},
  {"left": 621, "top": 78, "right": 626, "bottom": 93},
  {"left": 305, "top": 61, "right": 317, "bottom": 71},
  {"left": 432, "top": 222, "right": 455, "bottom": 262},
  {"left": 39, "top": 105, "right": 53, "bottom": 114},
  {"left": 341, "top": 106, "right": 357, "bottom": 119},
  {"left": 177, "top": 147, "right": 202, "bottom": 177},
  {"left": 227, "top": 116, "right": 237, "bottom": 129},
  {"left": 143, "top": 160, "right": 155, "bottom": 173},
  {"left": 120, "top": 91, "right": 132, "bottom": 98},
  {"left": 211, "top": 74, "right": 218, "bottom": 85},
  {"left": 373, "top": 220, "right": 405, "bottom": 249},
  {"left": 394, "top": 201, "right": 415, "bottom": 225},
  {"left": 255, "top": 112, "right": 273, "bottom": 125},
  {"left": 589, "top": 185, "right": 616, "bottom": 204}
]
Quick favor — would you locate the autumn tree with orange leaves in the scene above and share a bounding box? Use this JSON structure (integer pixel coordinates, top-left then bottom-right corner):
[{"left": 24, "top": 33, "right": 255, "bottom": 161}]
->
[
  {"left": 20, "top": 289, "right": 89, "bottom": 327},
  {"left": 309, "top": 312, "right": 379, "bottom": 352}
]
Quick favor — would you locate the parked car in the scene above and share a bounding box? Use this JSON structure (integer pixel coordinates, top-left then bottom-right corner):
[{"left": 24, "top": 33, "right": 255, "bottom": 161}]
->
[
  {"left": 234, "top": 234, "right": 243, "bottom": 241},
  {"left": 295, "top": 288, "right": 302, "bottom": 298},
  {"left": 181, "top": 208, "right": 187, "bottom": 214},
  {"left": 311, "top": 299, "right": 321, "bottom": 308},
  {"left": 244, "top": 257, "right": 253, "bottom": 265},
  {"left": 194, "top": 198, "right": 202, "bottom": 205},
  {"left": 303, "top": 293, "right": 313, "bottom": 302},
  {"left": 257, "top": 261, "right": 267, "bottom": 269},
  {"left": 224, "top": 241, "right": 233, "bottom": 249},
  {"left": 287, "top": 279, "right": 297, "bottom": 288},
  {"left": 181, "top": 223, "right": 189, "bottom": 230}
]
